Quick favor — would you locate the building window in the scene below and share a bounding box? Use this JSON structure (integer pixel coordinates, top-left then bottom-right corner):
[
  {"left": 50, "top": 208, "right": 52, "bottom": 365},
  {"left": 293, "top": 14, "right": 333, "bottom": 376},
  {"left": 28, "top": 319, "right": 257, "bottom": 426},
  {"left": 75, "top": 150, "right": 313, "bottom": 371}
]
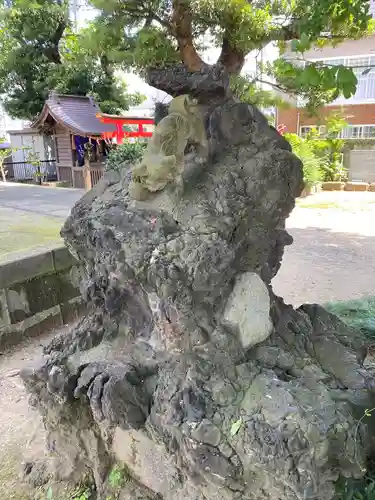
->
[
  {"left": 299, "top": 125, "right": 328, "bottom": 137},
  {"left": 363, "top": 125, "right": 375, "bottom": 138},
  {"left": 299, "top": 124, "right": 375, "bottom": 139},
  {"left": 300, "top": 126, "right": 313, "bottom": 137},
  {"left": 351, "top": 126, "right": 361, "bottom": 139},
  {"left": 300, "top": 126, "right": 315, "bottom": 137},
  {"left": 339, "top": 125, "right": 375, "bottom": 139},
  {"left": 315, "top": 56, "right": 375, "bottom": 103}
]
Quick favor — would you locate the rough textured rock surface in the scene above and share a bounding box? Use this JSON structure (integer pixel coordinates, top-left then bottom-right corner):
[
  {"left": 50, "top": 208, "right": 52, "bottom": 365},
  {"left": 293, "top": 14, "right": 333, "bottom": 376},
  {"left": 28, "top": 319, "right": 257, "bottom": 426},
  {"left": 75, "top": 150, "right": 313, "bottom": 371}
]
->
[
  {"left": 21, "top": 71, "right": 375, "bottom": 500},
  {"left": 147, "top": 64, "right": 230, "bottom": 98}
]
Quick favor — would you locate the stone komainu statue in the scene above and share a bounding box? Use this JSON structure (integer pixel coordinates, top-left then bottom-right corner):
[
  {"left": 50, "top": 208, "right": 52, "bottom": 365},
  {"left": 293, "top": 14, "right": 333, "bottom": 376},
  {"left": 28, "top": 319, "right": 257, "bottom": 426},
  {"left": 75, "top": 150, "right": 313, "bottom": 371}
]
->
[{"left": 129, "top": 94, "right": 208, "bottom": 200}]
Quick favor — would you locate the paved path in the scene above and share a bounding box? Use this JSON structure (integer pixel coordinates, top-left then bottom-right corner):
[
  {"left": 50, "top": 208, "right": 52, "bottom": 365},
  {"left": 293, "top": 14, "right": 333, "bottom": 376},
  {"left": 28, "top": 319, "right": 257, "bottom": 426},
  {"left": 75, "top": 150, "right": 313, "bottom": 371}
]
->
[{"left": 0, "top": 182, "right": 84, "bottom": 218}]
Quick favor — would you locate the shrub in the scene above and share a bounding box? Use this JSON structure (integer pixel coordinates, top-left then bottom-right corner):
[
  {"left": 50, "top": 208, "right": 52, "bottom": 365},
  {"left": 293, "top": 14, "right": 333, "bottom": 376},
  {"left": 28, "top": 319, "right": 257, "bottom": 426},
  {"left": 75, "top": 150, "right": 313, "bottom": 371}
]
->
[
  {"left": 313, "top": 138, "right": 347, "bottom": 182},
  {"left": 105, "top": 141, "right": 147, "bottom": 173},
  {"left": 285, "top": 133, "right": 323, "bottom": 187},
  {"left": 325, "top": 296, "right": 375, "bottom": 341},
  {"left": 335, "top": 475, "right": 375, "bottom": 500},
  {"left": 285, "top": 113, "right": 348, "bottom": 184}
]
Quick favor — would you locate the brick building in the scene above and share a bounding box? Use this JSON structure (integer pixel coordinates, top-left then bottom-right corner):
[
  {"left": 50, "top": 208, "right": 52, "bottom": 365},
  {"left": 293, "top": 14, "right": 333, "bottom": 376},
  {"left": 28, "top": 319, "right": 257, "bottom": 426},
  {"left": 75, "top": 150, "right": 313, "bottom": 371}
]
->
[{"left": 276, "top": 2, "right": 375, "bottom": 181}]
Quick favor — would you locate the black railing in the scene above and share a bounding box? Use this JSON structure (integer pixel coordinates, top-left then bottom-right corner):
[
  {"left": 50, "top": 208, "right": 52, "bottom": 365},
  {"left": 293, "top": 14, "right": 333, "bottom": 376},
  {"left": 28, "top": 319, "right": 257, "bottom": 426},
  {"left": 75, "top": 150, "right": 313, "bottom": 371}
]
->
[{"left": 3, "top": 160, "right": 57, "bottom": 183}]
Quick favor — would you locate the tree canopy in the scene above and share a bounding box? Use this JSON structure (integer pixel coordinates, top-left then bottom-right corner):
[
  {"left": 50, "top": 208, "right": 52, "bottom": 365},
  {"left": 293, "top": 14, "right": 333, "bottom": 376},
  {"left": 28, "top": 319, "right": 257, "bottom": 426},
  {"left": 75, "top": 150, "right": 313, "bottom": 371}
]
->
[
  {"left": 86, "top": 0, "right": 374, "bottom": 109},
  {"left": 0, "top": 0, "right": 373, "bottom": 120},
  {"left": 0, "top": 0, "right": 144, "bottom": 121}
]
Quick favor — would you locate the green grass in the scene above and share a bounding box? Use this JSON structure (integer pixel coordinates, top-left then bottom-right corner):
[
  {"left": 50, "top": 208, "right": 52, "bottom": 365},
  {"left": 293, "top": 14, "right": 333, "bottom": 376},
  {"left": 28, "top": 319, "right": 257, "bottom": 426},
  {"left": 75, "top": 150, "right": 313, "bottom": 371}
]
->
[
  {"left": 297, "top": 200, "right": 344, "bottom": 209},
  {"left": 325, "top": 296, "right": 375, "bottom": 341},
  {"left": 0, "top": 453, "right": 30, "bottom": 500},
  {"left": 296, "top": 196, "right": 375, "bottom": 211},
  {"left": 0, "top": 212, "right": 63, "bottom": 259},
  {"left": 335, "top": 476, "right": 375, "bottom": 500},
  {"left": 325, "top": 296, "right": 375, "bottom": 499}
]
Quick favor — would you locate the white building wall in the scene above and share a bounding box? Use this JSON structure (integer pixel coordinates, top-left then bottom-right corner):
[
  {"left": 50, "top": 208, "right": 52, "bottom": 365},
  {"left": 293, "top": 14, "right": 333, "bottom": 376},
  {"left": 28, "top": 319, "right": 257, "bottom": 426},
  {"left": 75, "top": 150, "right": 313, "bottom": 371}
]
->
[
  {"left": 0, "top": 105, "right": 28, "bottom": 140},
  {"left": 8, "top": 130, "right": 49, "bottom": 180}
]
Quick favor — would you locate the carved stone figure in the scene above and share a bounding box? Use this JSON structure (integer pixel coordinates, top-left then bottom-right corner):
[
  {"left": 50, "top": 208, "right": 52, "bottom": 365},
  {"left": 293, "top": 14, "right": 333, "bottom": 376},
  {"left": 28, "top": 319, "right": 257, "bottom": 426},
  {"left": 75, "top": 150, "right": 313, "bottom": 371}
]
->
[{"left": 129, "top": 94, "right": 208, "bottom": 200}]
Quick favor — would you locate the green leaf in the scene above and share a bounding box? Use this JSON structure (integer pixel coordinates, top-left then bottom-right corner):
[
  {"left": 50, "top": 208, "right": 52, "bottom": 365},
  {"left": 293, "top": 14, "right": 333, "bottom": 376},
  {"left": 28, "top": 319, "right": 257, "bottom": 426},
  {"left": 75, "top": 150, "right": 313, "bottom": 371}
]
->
[
  {"left": 303, "top": 65, "right": 321, "bottom": 86},
  {"left": 46, "top": 487, "right": 53, "bottom": 500},
  {"left": 230, "top": 418, "right": 243, "bottom": 437},
  {"left": 0, "top": 0, "right": 144, "bottom": 121},
  {"left": 334, "top": 66, "right": 358, "bottom": 98},
  {"left": 322, "top": 67, "right": 337, "bottom": 89},
  {"left": 337, "top": 66, "right": 357, "bottom": 84},
  {"left": 290, "top": 39, "right": 299, "bottom": 52},
  {"left": 299, "top": 32, "right": 311, "bottom": 52},
  {"left": 342, "top": 81, "right": 356, "bottom": 99}
]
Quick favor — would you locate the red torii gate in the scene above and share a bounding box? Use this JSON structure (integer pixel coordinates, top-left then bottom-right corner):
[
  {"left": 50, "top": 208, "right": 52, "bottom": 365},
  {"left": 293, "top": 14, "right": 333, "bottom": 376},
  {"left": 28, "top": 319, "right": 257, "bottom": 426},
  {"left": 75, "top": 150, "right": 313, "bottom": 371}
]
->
[{"left": 96, "top": 113, "right": 154, "bottom": 144}]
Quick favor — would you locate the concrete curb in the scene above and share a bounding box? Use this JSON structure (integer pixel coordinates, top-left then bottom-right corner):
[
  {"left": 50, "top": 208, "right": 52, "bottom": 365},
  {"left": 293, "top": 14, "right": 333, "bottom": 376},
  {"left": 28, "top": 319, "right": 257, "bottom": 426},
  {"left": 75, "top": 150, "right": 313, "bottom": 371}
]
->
[{"left": 0, "top": 245, "right": 84, "bottom": 349}]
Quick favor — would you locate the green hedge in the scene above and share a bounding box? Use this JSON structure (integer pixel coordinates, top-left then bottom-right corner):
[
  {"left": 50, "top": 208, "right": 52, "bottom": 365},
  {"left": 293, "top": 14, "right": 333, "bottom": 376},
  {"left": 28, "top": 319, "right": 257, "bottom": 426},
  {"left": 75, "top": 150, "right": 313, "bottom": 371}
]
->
[{"left": 105, "top": 142, "right": 147, "bottom": 173}]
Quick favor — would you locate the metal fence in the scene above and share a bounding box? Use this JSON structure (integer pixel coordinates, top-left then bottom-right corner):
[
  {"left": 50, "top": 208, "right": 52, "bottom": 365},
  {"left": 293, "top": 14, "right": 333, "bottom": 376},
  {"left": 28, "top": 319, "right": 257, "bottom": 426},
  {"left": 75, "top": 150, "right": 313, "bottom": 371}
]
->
[{"left": 4, "top": 160, "right": 57, "bottom": 183}]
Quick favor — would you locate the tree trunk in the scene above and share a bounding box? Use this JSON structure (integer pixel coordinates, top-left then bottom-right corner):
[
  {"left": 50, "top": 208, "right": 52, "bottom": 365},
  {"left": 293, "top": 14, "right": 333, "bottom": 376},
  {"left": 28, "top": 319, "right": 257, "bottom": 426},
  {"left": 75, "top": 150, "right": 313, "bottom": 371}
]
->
[
  {"left": 217, "top": 37, "right": 245, "bottom": 74},
  {"left": 171, "top": 0, "right": 204, "bottom": 72},
  {"left": 147, "top": 2, "right": 246, "bottom": 99},
  {"left": 0, "top": 163, "right": 7, "bottom": 182}
]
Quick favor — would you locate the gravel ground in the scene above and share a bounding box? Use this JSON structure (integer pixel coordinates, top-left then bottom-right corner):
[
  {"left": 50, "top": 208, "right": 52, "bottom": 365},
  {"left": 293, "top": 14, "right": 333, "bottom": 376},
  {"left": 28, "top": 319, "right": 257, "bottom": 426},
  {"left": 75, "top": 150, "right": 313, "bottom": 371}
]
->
[{"left": 1, "top": 190, "right": 375, "bottom": 498}]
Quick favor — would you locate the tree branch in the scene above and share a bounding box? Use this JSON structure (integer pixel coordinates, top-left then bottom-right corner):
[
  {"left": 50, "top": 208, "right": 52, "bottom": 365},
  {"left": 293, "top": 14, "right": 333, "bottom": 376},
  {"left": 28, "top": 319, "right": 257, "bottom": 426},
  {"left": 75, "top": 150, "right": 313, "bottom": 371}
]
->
[
  {"left": 215, "top": 6, "right": 246, "bottom": 74},
  {"left": 273, "top": 24, "right": 351, "bottom": 43},
  {"left": 171, "top": 0, "right": 203, "bottom": 71},
  {"left": 100, "top": 54, "right": 114, "bottom": 79},
  {"left": 151, "top": 12, "right": 172, "bottom": 30},
  {"left": 44, "top": 18, "right": 66, "bottom": 64},
  {"left": 253, "top": 77, "right": 290, "bottom": 94},
  {"left": 242, "top": 23, "right": 356, "bottom": 55},
  {"left": 120, "top": 2, "right": 171, "bottom": 30}
]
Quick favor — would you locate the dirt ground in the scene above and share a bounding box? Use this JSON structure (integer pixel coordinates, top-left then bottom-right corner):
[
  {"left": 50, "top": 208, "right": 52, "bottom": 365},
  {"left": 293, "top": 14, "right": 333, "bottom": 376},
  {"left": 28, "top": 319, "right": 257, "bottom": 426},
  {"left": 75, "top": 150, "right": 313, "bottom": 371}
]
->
[
  {"left": 0, "top": 331, "right": 61, "bottom": 500},
  {"left": 273, "top": 191, "right": 375, "bottom": 305},
  {"left": 1, "top": 191, "right": 375, "bottom": 499}
]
